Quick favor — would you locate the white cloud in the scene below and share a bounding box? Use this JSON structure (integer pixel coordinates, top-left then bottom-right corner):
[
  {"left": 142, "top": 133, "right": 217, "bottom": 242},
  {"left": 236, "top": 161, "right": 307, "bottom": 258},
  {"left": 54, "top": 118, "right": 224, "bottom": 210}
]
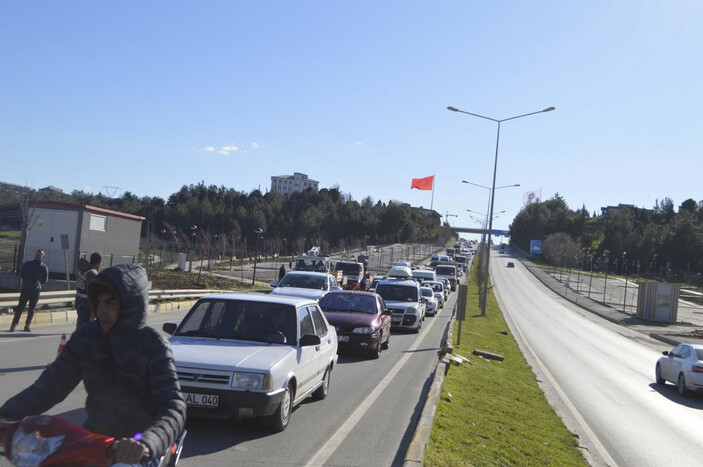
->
[
  {"left": 251, "top": 142, "right": 260, "bottom": 149},
  {"left": 352, "top": 140, "right": 363, "bottom": 146},
  {"left": 85, "top": 186, "right": 92, "bottom": 191},
  {"left": 217, "top": 143, "right": 239, "bottom": 155},
  {"left": 204, "top": 147, "right": 215, "bottom": 152}
]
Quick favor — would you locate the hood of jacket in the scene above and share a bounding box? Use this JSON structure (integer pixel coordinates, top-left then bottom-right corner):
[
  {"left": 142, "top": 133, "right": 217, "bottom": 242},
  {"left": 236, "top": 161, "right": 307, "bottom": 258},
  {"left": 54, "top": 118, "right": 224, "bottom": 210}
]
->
[{"left": 87, "top": 263, "right": 148, "bottom": 336}]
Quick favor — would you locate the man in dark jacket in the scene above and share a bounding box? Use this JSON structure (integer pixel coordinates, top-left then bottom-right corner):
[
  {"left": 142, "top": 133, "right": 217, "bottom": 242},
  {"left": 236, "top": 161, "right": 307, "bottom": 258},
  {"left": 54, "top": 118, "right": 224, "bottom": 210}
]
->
[
  {"left": 74, "top": 252, "right": 103, "bottom": 329},
  {"left": 10, "top": 249, "right": 49, "bottom": 332},
  {"left": 0, "top": 264, "right": 186, "bottom": 465}
]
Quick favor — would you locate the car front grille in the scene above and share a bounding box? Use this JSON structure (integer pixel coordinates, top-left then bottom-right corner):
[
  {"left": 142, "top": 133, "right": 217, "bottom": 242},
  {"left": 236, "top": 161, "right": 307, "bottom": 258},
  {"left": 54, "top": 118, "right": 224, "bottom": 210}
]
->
[{"left": 177, "top": 369, "right": 231, "bottom": 385}]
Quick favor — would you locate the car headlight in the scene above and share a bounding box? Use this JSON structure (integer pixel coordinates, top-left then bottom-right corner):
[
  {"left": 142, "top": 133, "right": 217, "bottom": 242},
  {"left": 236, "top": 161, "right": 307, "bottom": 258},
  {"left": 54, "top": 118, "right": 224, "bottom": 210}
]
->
[
  {"left": 406, "top": 307, "right": 418, "bottom": 314},
  {"left": 232, "top": 372, "right": 269, "bottom": 390},
  {"left": 353, "top": 327, "right": 375, "bottom": 334}
]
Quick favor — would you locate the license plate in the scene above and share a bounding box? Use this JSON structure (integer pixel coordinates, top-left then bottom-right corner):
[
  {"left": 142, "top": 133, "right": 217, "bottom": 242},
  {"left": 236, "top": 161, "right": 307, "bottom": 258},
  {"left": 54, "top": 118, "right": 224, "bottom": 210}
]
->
[
  {"left": 338, "top": 335, "right": 349, "bottom": 342},
  {"left": 184, "top": 392, "right": 219, "bottom": 407}
]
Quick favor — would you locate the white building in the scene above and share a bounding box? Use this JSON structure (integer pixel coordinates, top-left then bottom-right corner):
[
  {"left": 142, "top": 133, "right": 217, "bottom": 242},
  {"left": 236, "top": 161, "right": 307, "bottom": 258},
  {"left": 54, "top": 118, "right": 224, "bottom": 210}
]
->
[{"left": 270, "top": 172, "right": 319, "bottom": 194}]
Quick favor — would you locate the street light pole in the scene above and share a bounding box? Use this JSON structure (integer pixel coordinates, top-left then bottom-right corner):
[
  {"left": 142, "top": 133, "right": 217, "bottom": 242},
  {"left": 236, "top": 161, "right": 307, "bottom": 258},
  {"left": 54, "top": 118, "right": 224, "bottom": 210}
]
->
[
  {"left": 450, "top": 105, "right": 554, "bottom": 316},
  {"left": 252, "top": 228, "right": 263, "bottom": 286}
]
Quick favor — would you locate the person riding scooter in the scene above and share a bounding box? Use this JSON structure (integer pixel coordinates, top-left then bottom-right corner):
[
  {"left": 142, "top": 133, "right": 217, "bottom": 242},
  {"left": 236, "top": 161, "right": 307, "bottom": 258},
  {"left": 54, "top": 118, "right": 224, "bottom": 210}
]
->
[{"left": 0, "top": 264, "right": 186, "bottom": 465}]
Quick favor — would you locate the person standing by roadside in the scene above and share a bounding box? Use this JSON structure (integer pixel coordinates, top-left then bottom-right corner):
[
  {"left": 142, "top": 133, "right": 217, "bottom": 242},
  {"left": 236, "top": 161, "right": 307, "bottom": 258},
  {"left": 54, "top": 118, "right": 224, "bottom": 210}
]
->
[
  {"left": 279, "top": 264, "right": 286, "bottom": 280},
  {"left": 10, "top": 249, "right": 49, "bottom": 332},
  {"left": 75, "top": 252, "right": 103, "bottom": 329}
]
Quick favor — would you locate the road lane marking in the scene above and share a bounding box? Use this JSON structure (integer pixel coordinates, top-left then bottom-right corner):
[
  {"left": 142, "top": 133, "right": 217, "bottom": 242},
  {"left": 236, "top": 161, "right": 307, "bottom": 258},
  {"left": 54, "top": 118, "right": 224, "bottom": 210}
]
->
[
  {"left": 494, "top": 272, "right": 618, "bottom": 467},
  {"left": 306, "top": 312, "right": 443, "bottom": 466}
]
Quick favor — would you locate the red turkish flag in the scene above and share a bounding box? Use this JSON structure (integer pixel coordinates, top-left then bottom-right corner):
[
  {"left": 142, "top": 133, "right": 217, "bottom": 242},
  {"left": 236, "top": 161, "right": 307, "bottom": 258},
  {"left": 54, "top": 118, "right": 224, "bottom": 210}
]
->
[{"left": 411, "top": 175, "right": 434, "bottom": 191}]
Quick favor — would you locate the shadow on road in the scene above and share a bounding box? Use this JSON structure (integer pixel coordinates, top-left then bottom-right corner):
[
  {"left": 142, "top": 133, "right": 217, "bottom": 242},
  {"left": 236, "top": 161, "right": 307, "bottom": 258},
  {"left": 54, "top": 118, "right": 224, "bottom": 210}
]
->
[
  {"left": 648, "top": 383, "right": 703, "bottom": 409},
  {"left": 180, "top": 416, "right": 282, "bottom": 459}
]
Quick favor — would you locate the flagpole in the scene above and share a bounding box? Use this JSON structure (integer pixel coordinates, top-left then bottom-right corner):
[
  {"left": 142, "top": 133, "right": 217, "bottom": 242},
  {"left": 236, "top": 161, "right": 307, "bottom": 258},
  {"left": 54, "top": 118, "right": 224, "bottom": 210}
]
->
[{"left": 430, "top": 175, "right": 435, "bottom": 210}]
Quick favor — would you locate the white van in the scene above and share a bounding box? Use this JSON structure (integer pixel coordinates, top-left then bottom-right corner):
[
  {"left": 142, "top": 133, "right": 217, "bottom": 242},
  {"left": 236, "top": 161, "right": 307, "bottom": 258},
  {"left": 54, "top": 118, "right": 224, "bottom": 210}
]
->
[{"left": 412, "top": 269, "right": 436, "bottom": 282}]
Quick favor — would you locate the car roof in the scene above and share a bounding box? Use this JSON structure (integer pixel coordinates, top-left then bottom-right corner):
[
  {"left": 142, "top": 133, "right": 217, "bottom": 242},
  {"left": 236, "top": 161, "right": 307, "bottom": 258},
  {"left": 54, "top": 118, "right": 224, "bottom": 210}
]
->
[
  {"left": 198, "top": 292, "right": 317, "bottom": 307},
  {"left": 324, "top": 290, "right": 377, "bottom": 297},
  {"left": 284, "top": 271, "right": 332, "bottom": 278},
  {"left": 378, "top": 278, "right": 419, "bottom": 287}
]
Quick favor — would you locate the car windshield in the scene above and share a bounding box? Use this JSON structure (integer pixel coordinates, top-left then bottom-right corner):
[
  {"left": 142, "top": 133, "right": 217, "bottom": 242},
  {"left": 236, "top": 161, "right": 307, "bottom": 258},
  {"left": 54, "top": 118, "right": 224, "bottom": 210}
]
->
[
  {"left": 278, "top": 274, "right": 327, "bottom": 290},
  {"left": 436, "top": 266, "right": 455, "bottom": 275},
  {"left": 176, "top": 299, "right": 297, "bottom": 345},
  {"left": 423, "top": 282, "right": 443, "bottom": 292},
  {"left": 421, "top": 288, "right": 433, "bottom": 297},
  {"left": 375, "top": 284, "right": 418, "bottom": 302},
  {"left": 319, "top": 294, "right": 376, "bottom": 314},
  {"left": 335, "top": 262, "right": 363, "bottom": 275}
]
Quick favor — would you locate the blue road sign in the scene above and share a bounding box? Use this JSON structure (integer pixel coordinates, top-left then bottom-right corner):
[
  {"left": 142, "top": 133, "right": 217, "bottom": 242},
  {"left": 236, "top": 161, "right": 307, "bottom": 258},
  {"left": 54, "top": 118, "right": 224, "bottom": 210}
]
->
[{"left": 530, "top": 240, "right": 542, "bottom": 254}]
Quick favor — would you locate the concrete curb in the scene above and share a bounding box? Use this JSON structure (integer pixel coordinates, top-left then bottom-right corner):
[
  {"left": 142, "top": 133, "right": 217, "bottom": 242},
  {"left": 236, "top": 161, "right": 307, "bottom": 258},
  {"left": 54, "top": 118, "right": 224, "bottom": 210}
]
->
[{"left": 403, "top": 359, "right": 449, "bottom": 466}]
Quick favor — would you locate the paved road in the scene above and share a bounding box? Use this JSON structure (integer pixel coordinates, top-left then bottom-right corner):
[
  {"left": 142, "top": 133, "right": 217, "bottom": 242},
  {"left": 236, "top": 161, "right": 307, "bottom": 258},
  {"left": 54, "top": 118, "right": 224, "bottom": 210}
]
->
[
  {"left": 491, "top": 247, "right": 703, "bottom": 467},
  {"left": 0, "top": 272, "right": 457, "bottom": 466}
]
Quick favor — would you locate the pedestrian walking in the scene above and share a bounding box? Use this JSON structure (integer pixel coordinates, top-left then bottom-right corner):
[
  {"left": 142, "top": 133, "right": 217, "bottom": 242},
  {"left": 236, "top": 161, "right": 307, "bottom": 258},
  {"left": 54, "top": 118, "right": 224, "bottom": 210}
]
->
[
  {"left": 10, "top": 249, "right": 49, "bottom": 332},
  {"left": 279, "top": 264, "right": 286, "bottom": 280},
  {"left": 75, "top": 252, "right": 103, "bottom": 329}
]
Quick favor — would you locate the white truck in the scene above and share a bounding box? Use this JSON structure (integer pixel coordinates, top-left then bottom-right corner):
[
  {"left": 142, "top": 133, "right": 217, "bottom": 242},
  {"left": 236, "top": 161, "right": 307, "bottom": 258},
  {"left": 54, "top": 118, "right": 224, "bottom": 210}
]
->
[{"left": 435, "top": 261, "right": 458, "bottom": 291}]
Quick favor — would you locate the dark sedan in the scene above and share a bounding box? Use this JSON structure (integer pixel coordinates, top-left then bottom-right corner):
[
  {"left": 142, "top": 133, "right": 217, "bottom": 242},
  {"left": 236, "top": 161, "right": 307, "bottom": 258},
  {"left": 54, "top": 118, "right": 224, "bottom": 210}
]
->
[{"left": 319, "top": 291, "right": 391, "bottom": 359}]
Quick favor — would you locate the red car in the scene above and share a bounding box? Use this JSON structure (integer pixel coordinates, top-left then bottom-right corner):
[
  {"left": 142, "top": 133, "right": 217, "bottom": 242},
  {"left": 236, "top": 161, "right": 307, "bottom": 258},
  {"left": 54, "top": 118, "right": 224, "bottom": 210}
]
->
[{"left": 319, "top": 291, "right": 391, "bottom": 359}]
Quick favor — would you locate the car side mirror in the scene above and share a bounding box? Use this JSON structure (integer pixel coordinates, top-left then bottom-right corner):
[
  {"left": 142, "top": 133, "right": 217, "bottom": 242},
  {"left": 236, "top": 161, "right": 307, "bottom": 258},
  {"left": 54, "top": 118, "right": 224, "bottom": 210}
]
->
[
  {"left": 300, "top": 334, "right": 321, "bottom": 347},
  {"left": 162, "top": 323, "right": 177, "bottom": 336},
  {"left": 662, "top": 351, "right": 669, "bottom": 356},
  {"left": 383, "top": 309, "right": 392, "bottom": 316},
  {"left": 270, "top": 281, "right": 278, "bottom": 287}
]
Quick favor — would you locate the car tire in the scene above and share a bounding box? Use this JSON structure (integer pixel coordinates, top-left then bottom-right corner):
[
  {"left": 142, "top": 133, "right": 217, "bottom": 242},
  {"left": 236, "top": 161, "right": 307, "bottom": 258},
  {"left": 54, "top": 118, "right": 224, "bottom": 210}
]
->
[
  {"left": 313, "top": 367, "right": 331, "bottom": 400},
  {"left": 267, "top": 384, "right": 292, "bottom": 431},
  {"left": 381, "top": 333, "right": 390, "bottom": 350},
  {"left": 677, "top": 373, "right": 689, "bottom": 397},
  {"left": 655, "top": 364, "right": 665, "bottom": 385},
  {"left": 369, "top": 336, "right": 381, "bottom": 359},
  {"left": 414, "top": 320, "right": 421, "bottom": 334}
]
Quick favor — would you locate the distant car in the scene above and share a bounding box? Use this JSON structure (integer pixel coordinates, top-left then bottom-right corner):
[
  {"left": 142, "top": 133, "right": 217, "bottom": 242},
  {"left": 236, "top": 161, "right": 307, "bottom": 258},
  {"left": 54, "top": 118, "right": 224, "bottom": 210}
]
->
[
  {"left": 507, "top": 262, "right": 515, "bottom": 268},
  {"left": 319, "top": 291, "right": 391, "bottom": 358},
  {"left": 163, "top": 293, "right": 338, "bottom": 431},
  {"left": 368, "top": 276, "right": 385, "bottom": 293},
  {"left": 420, "top": 286, "right": 438, "bottom": 317},
  {"left": 270, "top": 271, "right": 342, "bottom": 300},
  {"left": 421, "top": 281, "right": 446, "bottom": 308},
  {"left": 655, "top": 344, "right": 703, "bottom": 396}
]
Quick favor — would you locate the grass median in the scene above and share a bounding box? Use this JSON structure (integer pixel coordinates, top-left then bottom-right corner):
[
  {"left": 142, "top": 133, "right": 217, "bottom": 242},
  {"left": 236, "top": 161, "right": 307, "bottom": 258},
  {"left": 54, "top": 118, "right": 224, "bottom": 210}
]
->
[{"left": 424, "top": 262, "right": 587, "bottom": 466}]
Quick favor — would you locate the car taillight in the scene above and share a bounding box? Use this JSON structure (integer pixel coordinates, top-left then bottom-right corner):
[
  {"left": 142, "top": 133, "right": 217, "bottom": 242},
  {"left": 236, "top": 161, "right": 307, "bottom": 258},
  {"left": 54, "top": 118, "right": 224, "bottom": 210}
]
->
[{"left": 692, "top": 365, "right": 703, "bottom": 373}]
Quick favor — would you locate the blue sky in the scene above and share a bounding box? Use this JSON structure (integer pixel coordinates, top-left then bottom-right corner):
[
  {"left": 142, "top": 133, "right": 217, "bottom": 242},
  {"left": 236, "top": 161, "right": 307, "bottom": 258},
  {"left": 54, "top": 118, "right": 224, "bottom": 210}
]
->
[{"left": 2, "top": 2, "right": 701, "bottom": 240}]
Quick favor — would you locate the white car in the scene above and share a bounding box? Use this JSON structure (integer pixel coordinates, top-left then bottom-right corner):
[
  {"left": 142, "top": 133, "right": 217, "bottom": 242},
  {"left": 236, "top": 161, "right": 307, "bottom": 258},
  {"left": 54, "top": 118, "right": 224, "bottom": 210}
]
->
[
  {"left": 270, "top": 271, "right": 342, "bottom": 300},
  {"left": 421, "top": 281, "right": 445, "bottom": 309},
  {"left": 655, "top": 343, "right": 703, "bottom": 396},
  {"left": 420, "top": 286, "right": 438, "bottom": 316},
  {"left": 163, "top": 293, "right": 338, "bottom": 431},
  {"left": 374, "top": 277, "right": 425, "bottom": 333}
]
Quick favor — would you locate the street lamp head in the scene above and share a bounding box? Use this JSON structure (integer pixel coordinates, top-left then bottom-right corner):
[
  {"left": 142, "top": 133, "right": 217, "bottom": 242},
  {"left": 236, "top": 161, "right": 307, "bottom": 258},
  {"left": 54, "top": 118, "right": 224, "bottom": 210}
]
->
[
  {"left": 254, "top": 228, "right": 263, "bottom": 234},
  {"left": 543, "top": 107, "right": 556, "bottom": 112},
  {"left": 447, "top": 106, "right": 459, "bottom": 112}
]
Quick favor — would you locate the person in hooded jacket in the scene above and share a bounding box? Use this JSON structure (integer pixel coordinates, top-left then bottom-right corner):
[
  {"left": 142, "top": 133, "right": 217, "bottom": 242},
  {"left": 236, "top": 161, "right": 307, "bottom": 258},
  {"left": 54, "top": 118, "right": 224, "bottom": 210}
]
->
[{"left": 0, "top": 264, "right": 186, "bottom": 465}]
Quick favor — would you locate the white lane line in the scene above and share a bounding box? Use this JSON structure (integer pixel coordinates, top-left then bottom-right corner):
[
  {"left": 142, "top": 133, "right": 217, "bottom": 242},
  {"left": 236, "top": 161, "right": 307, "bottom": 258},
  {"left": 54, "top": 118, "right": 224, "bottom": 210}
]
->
[
  {"left": 495, "top": 273, "right": 618, "bottom": 466},
  {"left": 306, "top": 313, "right": 443, "bottom": 466}
]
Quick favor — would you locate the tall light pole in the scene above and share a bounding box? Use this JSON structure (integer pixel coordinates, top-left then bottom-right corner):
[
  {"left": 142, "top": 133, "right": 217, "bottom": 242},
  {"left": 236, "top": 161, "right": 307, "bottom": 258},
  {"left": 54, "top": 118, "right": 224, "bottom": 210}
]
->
[
  {"left": 449, "top": 105, "right": 554, "bottom": 316},
  {"left": 252, "top": 228, "right": 264, "bottom": 286}
]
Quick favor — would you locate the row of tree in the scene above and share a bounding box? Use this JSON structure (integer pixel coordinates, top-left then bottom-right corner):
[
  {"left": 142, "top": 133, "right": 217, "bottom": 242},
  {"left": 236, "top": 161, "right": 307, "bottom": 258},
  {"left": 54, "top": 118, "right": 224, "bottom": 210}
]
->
[
  {"left": 0, "top": 183, "right": 450, "bottom": 257},
  {"left": 509, "top": 195, "right": 703, "bottom": 282}
]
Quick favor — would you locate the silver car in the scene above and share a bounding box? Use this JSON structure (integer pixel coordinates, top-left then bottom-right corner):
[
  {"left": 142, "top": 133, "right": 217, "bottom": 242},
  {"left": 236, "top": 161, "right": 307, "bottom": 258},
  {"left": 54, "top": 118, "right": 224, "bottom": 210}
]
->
[{"left": 655, "top": 343, "right": 703, "bottom": 396}]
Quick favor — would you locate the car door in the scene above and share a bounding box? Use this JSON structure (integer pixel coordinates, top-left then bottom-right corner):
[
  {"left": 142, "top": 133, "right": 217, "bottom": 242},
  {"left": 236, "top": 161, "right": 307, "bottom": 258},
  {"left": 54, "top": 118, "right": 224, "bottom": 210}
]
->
[
  {"left": 377, "top": 296, "right": 391, "bottom": 336},
  {"left": 297, "top": 306, "right": 319, "bottom": 397},
  {"left": 309, "top": 305, "right": 335, "bottom": 378},
  {"left": 663, "top": 345, "right": 685, "bottom": 380}
]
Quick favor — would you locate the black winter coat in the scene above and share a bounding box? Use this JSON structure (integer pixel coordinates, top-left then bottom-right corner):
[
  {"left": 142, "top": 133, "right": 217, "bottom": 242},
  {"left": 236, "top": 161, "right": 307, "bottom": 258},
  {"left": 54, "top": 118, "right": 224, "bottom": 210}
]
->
[{"left": 0, "top": 264, "right": 186, "bottom": 460}]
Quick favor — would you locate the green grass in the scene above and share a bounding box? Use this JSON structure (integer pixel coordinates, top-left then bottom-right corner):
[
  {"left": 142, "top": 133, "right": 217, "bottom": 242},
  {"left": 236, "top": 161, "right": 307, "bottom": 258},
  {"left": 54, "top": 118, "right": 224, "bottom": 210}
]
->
[
  {"left": 425, "top": 263, "right": 587, "bottom": 467},
  {"left": 0, "top": 231, "right": 21, "bottom": 240}
]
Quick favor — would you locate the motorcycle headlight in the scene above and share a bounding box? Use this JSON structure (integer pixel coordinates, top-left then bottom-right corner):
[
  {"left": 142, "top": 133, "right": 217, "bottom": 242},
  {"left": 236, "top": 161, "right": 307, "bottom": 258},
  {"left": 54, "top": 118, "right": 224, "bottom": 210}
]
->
[
  {"left": 11, "top": 428, "right": 65, "bottom": 466},
  {"left": 232, "top": 372, "right": 269, "bottom": 390}
]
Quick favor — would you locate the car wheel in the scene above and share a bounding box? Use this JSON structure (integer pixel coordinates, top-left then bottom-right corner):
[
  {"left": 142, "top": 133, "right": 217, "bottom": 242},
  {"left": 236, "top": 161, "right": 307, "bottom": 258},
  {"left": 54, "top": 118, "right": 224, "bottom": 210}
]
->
[
  {"left": 414, "top": 320, "right": 421, "bottom": 334},
  {"left": 313, "top": 367, "right": 331, "bottom": 400},
  {"left": 267, "top": 384, "right": 292, "bottom": 431},
  {"left": 655, "top": 364, "right": 665, "bottom": 385},
  {"left": 381, "top": 333, "right": 390, "bottom": 350},
  {"left": 677, "top": 373, "right": 689, "bottom": 397},
  {"left": 369, "top": 336, "right": 381, "bottom": 359}
]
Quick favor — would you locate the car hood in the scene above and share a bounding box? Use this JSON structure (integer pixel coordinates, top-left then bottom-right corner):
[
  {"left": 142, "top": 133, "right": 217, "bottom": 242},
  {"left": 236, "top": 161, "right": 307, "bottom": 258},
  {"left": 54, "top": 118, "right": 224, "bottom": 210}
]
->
[
  {"left": 270, "top": 287, "right": 326, "bottom": 300},
  {"left": 323, "top": 310, "right": 378, "bottom": 328},
  {"left": 169, "top": 337, "right": 295, "bottom": 372}
]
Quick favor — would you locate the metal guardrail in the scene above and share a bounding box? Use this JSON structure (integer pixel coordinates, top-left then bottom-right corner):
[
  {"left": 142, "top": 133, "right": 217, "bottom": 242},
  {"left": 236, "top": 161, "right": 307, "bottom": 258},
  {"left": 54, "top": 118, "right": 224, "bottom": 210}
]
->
[{"left": 0, "top": 289, "right": 228, "bottom": 309}]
